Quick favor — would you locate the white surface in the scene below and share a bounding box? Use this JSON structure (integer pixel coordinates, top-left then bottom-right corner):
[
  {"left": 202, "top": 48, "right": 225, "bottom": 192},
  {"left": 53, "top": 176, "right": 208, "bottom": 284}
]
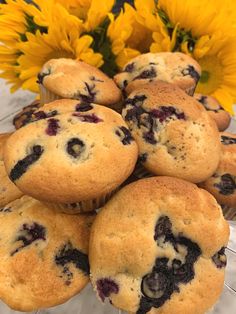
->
[
  {"left": 0, "top": 79, "right": 35, "bottom": 119},
  {"left": 0, "top": 81, "right": 235, "bottom": 314}
]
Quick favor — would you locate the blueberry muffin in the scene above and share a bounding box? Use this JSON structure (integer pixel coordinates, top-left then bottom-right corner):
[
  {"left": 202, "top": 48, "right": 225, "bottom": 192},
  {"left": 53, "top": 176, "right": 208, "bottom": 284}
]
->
[
  {"left": 90, "top": 177, "right": 229, "bottom": 314},
  {"left": 122, "top": 82, "right": 221, "bottom": 183},
  {"left": 0, "top": 133, "right": 23, "bottom": 207},
  {"left": 13, "top": 100, "right": 41, "bottom": 129},
  {"left": 200, "top": 132, "right": 236, "bottom": 208},
  {"left": 38, "top": 58, "right": 122, "bottom": 109},
  {"left": 0, "top": 195, "right": 95, "bottom": 311},
  {"left": 4, "top": 100, "right": 138, "bottom": 213},
  {"left": 194, "top": 94, "right": 231, "bottom": 131},
  {"left": 114, "top": 52, "right": 201, "bottom": 96}
]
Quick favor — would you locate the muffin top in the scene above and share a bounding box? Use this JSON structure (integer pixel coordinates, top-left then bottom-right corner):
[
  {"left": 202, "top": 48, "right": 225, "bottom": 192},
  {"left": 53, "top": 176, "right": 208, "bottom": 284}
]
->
[
  {"left": 0, "top": 133, "right": 23, "bottom": 207},
  {"left": 194, "top": 93, "right": 230, "bottom": 131},
  {"left": 200, "top": 132, "right": 236, "bottom": 207},
  {"left": 90, "top": 177, "right": 229, "bottom": 314},
  {"left": 0, "top": 196, "right": 95, "bottom": 311},
  {"left": 122, "top": 82, "right": 221, "bottom": 183},
  {"left": 38, "top": 58, "right": 122, "bottom": 106},
  {"left": 114, "top": 52, "right": 201, "bottom": 96},
  {"left": 4, "top": 100, "right": 138, "bottom": 204}
]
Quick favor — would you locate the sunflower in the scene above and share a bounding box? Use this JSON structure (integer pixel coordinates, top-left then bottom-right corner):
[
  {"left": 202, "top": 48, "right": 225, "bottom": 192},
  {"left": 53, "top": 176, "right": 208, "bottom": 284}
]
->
[
  {"left": 134, "top": 0, "right": 236, "bottom": 114},
  {"left": 56, "top": 0, "right": 114, "bottom": 31},
  {"left": 0, "top": 0, "right": 49, "bottom": 91},
  {"left": 0, "top": 0, "right": 104, "bottom": 93},
  {"left": 107, "top": 3, "right": 154, "bottom": 69},
  {"left": 16, "top": 3, "right": 103, "bottom": 92},
  {"left": 194, "top": 34, "right": 236, "bottom": 114}
]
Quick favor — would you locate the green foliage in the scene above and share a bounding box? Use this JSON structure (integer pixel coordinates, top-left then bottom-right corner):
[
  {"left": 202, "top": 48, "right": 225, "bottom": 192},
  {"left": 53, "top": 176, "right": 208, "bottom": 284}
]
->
[
  {"left": 85, "top": 17, "right": 118, "bottom": 77},
  {"left": 20, "top": 14, "right": 47, "bottom": 42},
  {"left": 158, "top": 8, "right": 197, "bottom": 52}
]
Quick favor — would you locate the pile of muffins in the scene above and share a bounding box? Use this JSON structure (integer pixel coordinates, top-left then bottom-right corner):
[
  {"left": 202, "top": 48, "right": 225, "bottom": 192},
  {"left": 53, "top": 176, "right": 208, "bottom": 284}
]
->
[{"left": 0, "top": 51, "right": 234, "bottom": 313}]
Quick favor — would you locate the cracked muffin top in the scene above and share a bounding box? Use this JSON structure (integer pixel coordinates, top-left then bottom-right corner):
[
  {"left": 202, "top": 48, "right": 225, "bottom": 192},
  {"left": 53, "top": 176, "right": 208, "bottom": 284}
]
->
[
  {"left": 38, "top": 58, "right": 122, "bottom": 107},
  {"left": 199, "top": 132, "right": 236, "bottom": 207},
  {"left": 122, "top": 81, "right": 221, "bottom": 183},
  {"left": 0, "top": 195, "right": 95, "bottom": 311},
  {"left": 3, "top": 100, "right": 138, "bottom": 204},
  {"left": 89, "top": 176, "right": 229, "bottom": 314},
  {"left": 0, "top": 133, "right": 23, "bottom": 207},
  {"left": 114, "top": 52, "right": 201, "bottom": 96},
  {"left": 194, "top": 94, "right": 230, "bottom": 131}
]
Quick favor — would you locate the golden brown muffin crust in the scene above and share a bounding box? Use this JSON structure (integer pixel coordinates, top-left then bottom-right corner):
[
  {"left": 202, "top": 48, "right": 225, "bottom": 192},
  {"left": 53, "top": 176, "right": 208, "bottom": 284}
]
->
[
  {"left": 0, "top": 196, "right": 95, "bottom": 311},
  {"left": 90, "top": 177, "right": 229, "bottom": 314},
  {"left": 114, "top": 52, "right": 201, "bottom": 96},
  {"left": 122, "top": 82, "right": 221, "bottom": 183},
  {"left": 39, "top": 58, "right": 122, "bottom": 106}
]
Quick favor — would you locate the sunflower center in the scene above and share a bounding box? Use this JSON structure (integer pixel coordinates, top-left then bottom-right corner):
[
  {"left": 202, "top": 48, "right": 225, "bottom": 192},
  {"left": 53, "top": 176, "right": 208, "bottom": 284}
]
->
[
  {"left": 196, "top": 55, "right": 223, "bottom": 94},
  {"left": 127, "top": 23, "right": 153, "bottom": 53},
  {"left": 46, "top": 50, "right": 75, "bottom": 60}
]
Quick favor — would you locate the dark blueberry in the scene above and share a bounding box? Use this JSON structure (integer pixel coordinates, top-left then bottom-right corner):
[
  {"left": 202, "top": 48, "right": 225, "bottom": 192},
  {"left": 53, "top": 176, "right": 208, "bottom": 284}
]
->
[
  {"left": 143, "top": 131, "right": 157, "bottom": 145},
  {"left": 172, "top": 263, "right": 194, "bottom": 283},
  {"left": 46, "top": 118, "right": 60, "bottom": 136},
  {"left": 10, "top": 145, "right": 44, "bottom": 181},
  {"left": 182, "top": 65, "right": 200, "bottom": 82},
  {"left": 11, "top": 222, "right": 46, "bottom": 256},
  {"left": 177, "top": 237, "right": 201, "bottom": 264},
  {"left": 13, "top": 110, "right": 35, "bottom": 128},
  {"left": 154, "top": 216, "right": 172, "bottom": 240},
  {"left": 197, "top": 96, "right": 207, "bottom": 105},
  {"left": 90, "top": 76, "right": 104, "bottom": 82},
  {"left": 55, "top": 241, "right": 90, "bottom": 275},
  {"left": 75, "top": 103, "right": 93, "bottom": 112},
  {"left": 73, "top": 113, "right": 103, "bottom": 123},
  {"left": 214, "top": 173, "right": 236, "bottom": 195},
  {"left": 154, "top": 258, "right": 169, "bottom": 272},
  {"left": 61, "top": 266, "right": 73, "bottom": 286},
  {"left": 123, "top": 80, "right": 128, "bottom": 88},
  {"left": 37, "top": 68, "right": 51, "bottom": 84},
  {"left": 78, "top": 82, "right": 96, "bottom": 103},
  {"left": 96, "top": 278, "right": 119, "bottom": 302},
  {"left": 212, "top": 247, "right": 227, "bottom": 268},
  {"left": 125, "top": 106, "right": 146, "bottom": 126},
  {"left": 142, "top": 272, "right": 168, "bottom": 299},
  {"left": 34, "top": 111, "right": 47, "bottom": 119},
  {"left": 151, "top": 106, "right": 186, "bottom": 123},
  {"left": 115, "top": 126, "right": 134, "bottom": 145},
  {"left": 34, "top": 110, "right": 58, "bottom": 121},
  {"left": 124, "top": 95, "right": 147, "bottom": 107},
  {"left": 44, "top": 110, "right": 58, "bottom": 118},
  {"left": 67, "top": 138, "right": 85, "bottom": 158},
  {"left": 221, "top": 135, "right": 236, "bottom": 145},
  {"left": 124, "top": 62, "right": 135, "bottom": 73},
  {"left": 134, "top": 67, "right": 157, "bottom": 80},
  {"left": 137, "top": 297, "right": 154, "bottom": 314},
  {"left": 0, "top": 207, "right": 11, "bottom": 213},
  {"left": 139, "top": 153, "right": 148, "bottom": 163},
  {"left": 172, "top": 259, "right": 182, "bottom": 270},
  {"left": 13, "top": 109, "right": 58, "bottom": 128},
  {"left": 137, "top": 216, "right": 202, "bottom": 313}
]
